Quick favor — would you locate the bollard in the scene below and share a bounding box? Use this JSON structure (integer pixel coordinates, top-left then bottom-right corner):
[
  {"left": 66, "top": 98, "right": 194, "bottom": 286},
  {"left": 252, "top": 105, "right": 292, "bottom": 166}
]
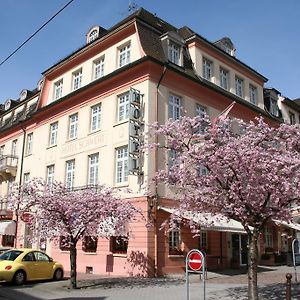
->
[{"left": 286, "top": 273, "right": 292, "bottom": 300}]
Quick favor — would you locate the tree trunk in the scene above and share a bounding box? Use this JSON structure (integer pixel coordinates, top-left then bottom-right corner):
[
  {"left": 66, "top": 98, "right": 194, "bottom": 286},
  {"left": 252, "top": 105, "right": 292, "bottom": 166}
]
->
[
  {"left": 248, "top": 229, "right": 260, "bottom": 300},
  {"left": 70, "top": 241, "right": 77, "bottom": 289}
]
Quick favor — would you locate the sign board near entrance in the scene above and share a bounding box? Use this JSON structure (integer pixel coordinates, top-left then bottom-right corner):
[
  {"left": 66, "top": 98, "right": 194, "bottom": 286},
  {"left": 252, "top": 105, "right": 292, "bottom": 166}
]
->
[{"left": 187, "top": 250, "right": 203, "bottom": 271}]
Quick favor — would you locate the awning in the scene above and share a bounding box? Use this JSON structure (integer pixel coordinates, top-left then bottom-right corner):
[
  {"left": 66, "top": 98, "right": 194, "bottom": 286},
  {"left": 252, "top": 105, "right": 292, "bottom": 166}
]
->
[
  {"left": 158, "top": 206, "right": 247, "bottom": 234},
  {"left": 274, "top": 220, "right": 300, "bottom": 231},
  {"left": 0, "top": 221, "right": 16, "bottom": 235}
]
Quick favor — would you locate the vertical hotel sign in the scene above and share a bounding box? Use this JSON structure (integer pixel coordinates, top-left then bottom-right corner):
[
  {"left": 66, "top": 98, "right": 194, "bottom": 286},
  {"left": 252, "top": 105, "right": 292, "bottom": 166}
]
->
[{"left": 128, "top": 87, "right": 144, "bottom": 183}]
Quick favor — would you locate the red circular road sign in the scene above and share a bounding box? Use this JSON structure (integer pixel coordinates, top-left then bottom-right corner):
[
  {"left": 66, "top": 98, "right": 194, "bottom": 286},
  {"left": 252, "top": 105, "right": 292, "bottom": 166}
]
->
[{"left": 188, "top": 251, "right": 203, "bottom": 271}]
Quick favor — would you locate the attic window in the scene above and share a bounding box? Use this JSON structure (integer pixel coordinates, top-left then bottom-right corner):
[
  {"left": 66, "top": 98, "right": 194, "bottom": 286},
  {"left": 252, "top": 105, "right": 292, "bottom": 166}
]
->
[
  {"left": 19, "top": 90, "right": 28, "bottom": 101},
  {"left": 86, "top": 26, "right": 100, "bottom": 44},
  {"left": 168, "top": 41, "right": 180, "bottom": 65}
]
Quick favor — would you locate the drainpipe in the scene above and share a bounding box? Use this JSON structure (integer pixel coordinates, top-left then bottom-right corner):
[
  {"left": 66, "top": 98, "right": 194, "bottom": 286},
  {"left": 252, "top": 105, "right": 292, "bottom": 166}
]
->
[
  {"left": 153, "top": 65, "right": 167, "bottom": 277},
  {"left": 14, "top": 125, "right": 26, "bottom": 247}
]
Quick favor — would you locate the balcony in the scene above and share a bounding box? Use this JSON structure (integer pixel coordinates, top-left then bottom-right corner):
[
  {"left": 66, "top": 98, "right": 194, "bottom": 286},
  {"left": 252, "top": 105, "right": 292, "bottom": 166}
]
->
[{"left": 0, "top": 155, "right": 18, "bottom": 180}]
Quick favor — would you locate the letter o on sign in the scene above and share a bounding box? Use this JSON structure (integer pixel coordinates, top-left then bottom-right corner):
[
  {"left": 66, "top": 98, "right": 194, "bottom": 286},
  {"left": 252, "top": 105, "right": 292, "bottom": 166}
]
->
[{"left": 188, "top": 251, "right": 202, "bottom": 271}]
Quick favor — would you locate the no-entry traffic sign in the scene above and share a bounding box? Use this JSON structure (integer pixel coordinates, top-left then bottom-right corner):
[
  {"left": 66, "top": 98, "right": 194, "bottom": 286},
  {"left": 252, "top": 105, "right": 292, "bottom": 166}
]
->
[{"left": 187, "top": 250, "right": 203, "bottom": 271}]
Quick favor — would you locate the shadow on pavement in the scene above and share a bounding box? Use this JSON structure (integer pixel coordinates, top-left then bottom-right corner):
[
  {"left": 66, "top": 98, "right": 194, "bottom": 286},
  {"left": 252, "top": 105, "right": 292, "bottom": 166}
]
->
[
  {"left": 75, "top": 277, "right": 185, "bottom": 289},
  {"left": 209, "top": 265, "right": 276, "bottom": 276},
  {"left": 211, "top": 283, "right": 299, "bottom": 300}
]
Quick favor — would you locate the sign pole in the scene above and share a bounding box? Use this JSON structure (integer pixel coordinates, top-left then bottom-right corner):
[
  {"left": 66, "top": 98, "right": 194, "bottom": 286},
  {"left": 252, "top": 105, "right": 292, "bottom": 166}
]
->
[
  {"left": 186, "top": 249, "right": 206, "bottom": 300},
  {"left": 292, "top": 239, "right": 299, "bottom": 283}
]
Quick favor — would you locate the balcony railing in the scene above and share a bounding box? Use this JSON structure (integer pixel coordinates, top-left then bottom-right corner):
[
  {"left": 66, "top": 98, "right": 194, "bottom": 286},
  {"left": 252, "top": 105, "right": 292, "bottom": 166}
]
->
[{"left": 0, "top": 155, "right": 18, "bottom": 178}]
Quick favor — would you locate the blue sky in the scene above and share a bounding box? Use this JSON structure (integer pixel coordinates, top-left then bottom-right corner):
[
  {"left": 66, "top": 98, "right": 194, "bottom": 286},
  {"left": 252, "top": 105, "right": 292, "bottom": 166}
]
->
[{"left": 0, "top": 0, "right": 299, "bottom": 102}]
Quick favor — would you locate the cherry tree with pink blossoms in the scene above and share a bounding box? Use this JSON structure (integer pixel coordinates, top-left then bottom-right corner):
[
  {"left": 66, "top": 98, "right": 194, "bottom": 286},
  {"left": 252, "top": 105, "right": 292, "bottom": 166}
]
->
[
  {"left": 9, "top": 179, "right": 141, "bottom": 288},
  {"left": 150, "top": 116, "right": 300, "bottom": 300}
]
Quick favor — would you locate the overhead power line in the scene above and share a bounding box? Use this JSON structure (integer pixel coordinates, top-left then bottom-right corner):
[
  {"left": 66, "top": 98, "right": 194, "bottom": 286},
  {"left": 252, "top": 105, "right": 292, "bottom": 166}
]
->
[{"left": 0, "top": 0, "right": 75, "bottom": 67}]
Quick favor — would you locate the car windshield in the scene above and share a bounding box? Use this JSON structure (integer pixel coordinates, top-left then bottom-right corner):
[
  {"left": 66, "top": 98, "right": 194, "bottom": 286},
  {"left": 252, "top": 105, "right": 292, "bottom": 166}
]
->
[{"left": 0, "top": 250, "right": 23, "bottom": 261}]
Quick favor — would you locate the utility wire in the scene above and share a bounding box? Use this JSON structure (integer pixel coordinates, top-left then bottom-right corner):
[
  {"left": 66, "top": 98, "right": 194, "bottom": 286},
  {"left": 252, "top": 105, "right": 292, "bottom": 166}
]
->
[{"left": 0, "top": 0, "right": 75, "bottom": 67}]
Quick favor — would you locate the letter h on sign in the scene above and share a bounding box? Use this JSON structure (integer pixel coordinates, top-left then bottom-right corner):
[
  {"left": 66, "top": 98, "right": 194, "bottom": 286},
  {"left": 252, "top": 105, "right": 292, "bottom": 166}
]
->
[{"left": 128, "top": 88, "right": 144, "bottom": 176}]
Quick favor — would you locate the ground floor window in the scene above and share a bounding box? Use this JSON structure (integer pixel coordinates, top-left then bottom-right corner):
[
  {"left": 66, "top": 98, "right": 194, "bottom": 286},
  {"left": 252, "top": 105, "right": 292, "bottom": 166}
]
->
[
  {"left": 264, "top": 227, "right": 273, "bottom": 251},
  {"left": 110, "top": 236, "right": 128, "bottom": 254},
  {"left": 169, "top": 228, "right": 182, "bottom": 255},
  {"left": 2, "top": 235, "right": 14, "bottom": 247},
  {"left": 82, "top": 236, "right": 97, "bottom": 253},
  {"left": 199, "top": 231, "right": 208, "bottom": 253},
  {"left": 59, "top": 236, "right": 71, "bottom": 251}
]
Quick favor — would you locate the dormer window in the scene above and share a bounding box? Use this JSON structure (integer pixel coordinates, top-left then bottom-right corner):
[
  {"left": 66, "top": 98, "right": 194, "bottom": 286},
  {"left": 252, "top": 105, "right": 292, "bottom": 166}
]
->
[
  {"left": 270, "top": 98, "right": 279, "bottom": 117},
  {"left": 168, "top": 41, "right": 180, "bottom": 65},
  {"left": 53, "top": 79, "right": 63, "bottom": 101},
  {"left": 86, "top": 26, "right": 100, "bottom": 44}
]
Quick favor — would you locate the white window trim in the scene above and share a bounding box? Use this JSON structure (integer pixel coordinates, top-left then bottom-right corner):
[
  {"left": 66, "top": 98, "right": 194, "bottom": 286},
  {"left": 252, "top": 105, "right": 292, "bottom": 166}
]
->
[
  {"left": 220, "top": 68, "right": 229, "bottom": 90},
  {"left": 169, "top": 94, "right": 182, "bottom": 120},
  {"left": 72, "top": 69, "right": 83, "bottom": 91},
  {"left": 49, "top": 122, "right": 58, "bottom": 147},
  {"left": 53, "top": 79, "right": 63, "bottom": 101},
  {"left": 249, "top": 84, "right": 258, "bottom": 105},
  {"left": 68, "top": 113, "right": 78, "bottom": 140},
  {"left": 118, "top": 42, "right": 131, "bottom": 68},
  {"left": 115, "top": 146, "right": 128, "bottom": 184},
  {"left": 66, "top": 159, "right": 75, "bottom": 189},
  {"left": 117, "top": 92, "right": 130, "bottom": 122},
  {"left": 88, "top": 153, "right": 99, "bottom": 186},
  {"left": 168, "top": 41, "right": 181, "bottom": 65},
  {"left": 93, "top": 56, "right": 105, "bottom": 80},
  {"left": 90, "top": 103, "right": 102, "bottom": 132},
  {"left": 26, "top": 133, "right": 33, "bottom": 155},
  {"left": 46, "top": 165, "right": 55, "bottom": 186},
  {"left": 202, "top": 58, "right": 213, "bottom": 81},
  {"left": 235, "top": 77, "right": 244, "bottom": 98}
]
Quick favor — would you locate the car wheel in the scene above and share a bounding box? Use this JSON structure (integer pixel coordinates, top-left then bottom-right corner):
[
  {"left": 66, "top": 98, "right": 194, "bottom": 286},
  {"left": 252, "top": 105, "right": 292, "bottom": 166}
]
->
[
  {"left": 53, "top": 268, "right": 63, "bottom": 281},
  {"left": 13, "top": 270, "right": 26, "bottom": 285}
]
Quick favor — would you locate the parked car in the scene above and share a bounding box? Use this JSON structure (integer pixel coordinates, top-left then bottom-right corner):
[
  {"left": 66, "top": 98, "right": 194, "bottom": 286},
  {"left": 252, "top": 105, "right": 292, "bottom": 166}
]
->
[
  {"left": 0, "top": 248, "right": 12, "bottom": 255},
  {"left": 0, "top": 248, "right": 64, "bottom": 285}
]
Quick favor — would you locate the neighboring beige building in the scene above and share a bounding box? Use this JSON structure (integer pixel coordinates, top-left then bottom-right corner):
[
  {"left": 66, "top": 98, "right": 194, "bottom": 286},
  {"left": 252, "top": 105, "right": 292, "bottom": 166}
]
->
[{"left": 0, "top": 8, "right": 299, "bottom": 276}]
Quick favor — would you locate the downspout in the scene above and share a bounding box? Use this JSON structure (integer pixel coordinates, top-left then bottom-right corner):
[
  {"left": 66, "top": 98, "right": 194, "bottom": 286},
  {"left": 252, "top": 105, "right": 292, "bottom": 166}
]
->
[
  {"left": 153, "top": 65, "right": 167, "bottom": 277},
  {"left": 14, "top": 125, "right": 26, "bottom": 247}
]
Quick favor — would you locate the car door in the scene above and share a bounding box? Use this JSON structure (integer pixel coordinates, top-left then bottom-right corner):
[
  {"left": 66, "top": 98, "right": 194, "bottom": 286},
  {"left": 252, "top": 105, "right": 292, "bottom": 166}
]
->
[
  {"left": 33, "top": 251, "right": 53, "bottom": 279},
  {"left": 22, "top": 252, "right": 38, "bottom": 280}
]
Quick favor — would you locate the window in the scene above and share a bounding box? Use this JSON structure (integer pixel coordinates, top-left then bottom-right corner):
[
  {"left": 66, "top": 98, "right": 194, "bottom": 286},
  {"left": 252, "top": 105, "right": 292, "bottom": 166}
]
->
[
  {"left": 249, "top": 85, "right": 258, "bottom": 105},
  {"left": 196, "top": 104, "right": 208, "bottom": 135},
  {"left": 23, "top": 173, "right": 30, "bottom": 183},
  {"left": 168, "top": 41, "right": 180, "bottom": 65},
  {"left": 118, "top": 43, "right": 131, "bottom": 67},
  {"left": 82, "top": 236, "right": 98, "bottom": 253},
  {"left": 11, "top": 139, "right": 17, "bottom": 157},
  {"left": 220, "top": 68, "right": 229, "bottom": 90},
  {"left": 198, "top": 165, "right": 208, "bottom": 176},
  {"left": 59, "top": 236, "right": 70, "bottom": 251},
  {"left": 90, "top": 104, "right": 101, "bottom": 132},
  {"left": 264, "top": 227, "right": 273, "bottom": 248},
  {"left": 289, "top": 112, "right": 296, "bottom": 125},
  {"left": 88, "top": 153, "right": 99, "bottom": 186},
  {"left": 46, "top": 165, "right": 55, "bottom": 186},
  {"left": 72, "top": 69, "right": 82, "bottom": 90},
  {"left": 2, "top": 235, "right": 14, "bottom": 247},
  {"left": 202, "top": 58, "right": 213, "bottom": 81},
  {"left": 49, "top": 122, "right": 58, "bottom": 146},
  {"left": 168, "top": 149, "right": 177, "bottom": 170},
  {"left": 68, "top": 113, "right": 78, "bottom": 140},
  {"left": 199, "top": 231, "right": 208, "bottom": 252},
  {"left": 26, "top": 133, "right": 33, "bottom": 155},
  {"left": 169, "top": 228, "right": 181, "bottom": 255},
  {"left": 270, "top": 99, "right": 279, "bottom": 117},
  {"left": 169, "top": 94, "right": 181, "bottom": 120},
  {"left": 53, "top": 80, "right": 63, "bottom": 101},
  {"left": 88, "top": 29, "right": 98, "bottom": 43},
  {"left": 235, "top": 77, "right": 244, "bottom": 97},
  {"left": 0, "top": 145, "right": 5, "bottom": 157},
  {"left": 34, "top": 251, "right": 50, "bottom": 262},
  {"left": 118, "top": 92, "right": 130, "bottom": 122},
  {"left": 116, "top": 147, "right": 128, "bottom": 184},
  {"left": 110, "top": 236, "right": 128, "bottom": 253},
  {"left": 93, "top": 57, "right": 104, "bottom": 80},
  {"left": 66, "top": 159, "right": 75, "bottom": 189}
]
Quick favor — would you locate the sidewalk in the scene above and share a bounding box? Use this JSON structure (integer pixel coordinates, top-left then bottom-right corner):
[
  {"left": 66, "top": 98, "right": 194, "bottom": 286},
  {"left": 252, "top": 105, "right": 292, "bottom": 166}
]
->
[{"left": 0, "top": 265, "right": 299, "bottom": 300}]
